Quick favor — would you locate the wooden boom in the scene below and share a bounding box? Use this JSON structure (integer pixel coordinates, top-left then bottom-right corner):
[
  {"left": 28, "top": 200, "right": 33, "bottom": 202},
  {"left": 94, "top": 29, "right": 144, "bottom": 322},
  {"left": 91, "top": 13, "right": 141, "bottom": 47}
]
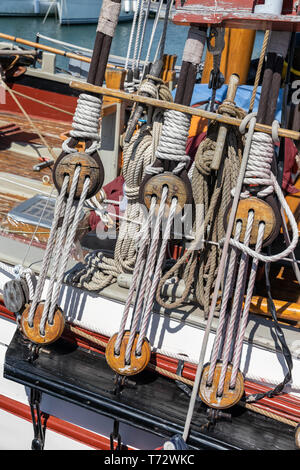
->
[{"left": 69, "top": 80, "right": 300, "bottom": 141}]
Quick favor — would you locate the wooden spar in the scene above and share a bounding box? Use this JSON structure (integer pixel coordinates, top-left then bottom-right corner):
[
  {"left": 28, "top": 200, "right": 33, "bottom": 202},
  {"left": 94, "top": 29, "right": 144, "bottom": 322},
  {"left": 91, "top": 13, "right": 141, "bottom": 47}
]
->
[
  {"left": 250, "top": 297, "right": 300, "bottom": 324},
  {"left": 201, "top": 28, "right": 256, "bottom": 85},
  {"left": 69, "top": 80, "right": 300, "bottom": 141},
  {"left": 257, "top": 31, "right": 291, "bottom": 126}
]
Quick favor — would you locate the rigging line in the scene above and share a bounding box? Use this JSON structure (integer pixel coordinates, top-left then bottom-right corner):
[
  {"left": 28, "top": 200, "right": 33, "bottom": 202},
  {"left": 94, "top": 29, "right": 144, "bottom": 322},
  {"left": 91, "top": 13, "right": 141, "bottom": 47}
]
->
[
  {"left": 280, "top": 206, "right": 300, "bottom": 285},
  {"left": 249, "top": 30, "right": 270, "bottom": 113},
  {"left": 0, "top": 79, "right": 57, "bottom": 162},
  {"left": 182, "top": 114, "right": 257, "bottom": 443},
  {"left": 124, "top": 0, "right": 141, "bottom": 71},
  {"left": 136, "top": 0, "right": 152, "bottom": 68},
  {"left": 132, "top": 0, "right": 146, "bottom": 72},
  {"left": 142, "top": 0, "right": 164, "bottom": 72},
  {"left": 6, "top": 88, "right": 73, "bottom": 116},
  {"left": 21, "top": 185, "right": 55, "bottom": 267},
  {"left": 157, "top": 0, "right": 173, "bottom": 61}
]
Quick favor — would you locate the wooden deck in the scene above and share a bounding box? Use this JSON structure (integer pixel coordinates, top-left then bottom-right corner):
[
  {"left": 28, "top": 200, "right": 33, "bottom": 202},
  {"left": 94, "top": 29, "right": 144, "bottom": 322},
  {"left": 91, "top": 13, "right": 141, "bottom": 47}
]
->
[{"left": 0, "top": 112, "right": 69, "bottom": 237}]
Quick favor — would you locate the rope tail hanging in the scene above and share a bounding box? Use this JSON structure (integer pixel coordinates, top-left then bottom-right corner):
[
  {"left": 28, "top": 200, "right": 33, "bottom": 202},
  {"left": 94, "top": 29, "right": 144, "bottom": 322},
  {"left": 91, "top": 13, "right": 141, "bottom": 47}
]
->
[
  {"left": 18, "top": 0, "right": 122, "bottom": 346},
  {"left": 105, "top": 25, "right": 207, "bottom": 379},
  {"left": 181, "top": 30, "right": 299, "bottom": 444}
]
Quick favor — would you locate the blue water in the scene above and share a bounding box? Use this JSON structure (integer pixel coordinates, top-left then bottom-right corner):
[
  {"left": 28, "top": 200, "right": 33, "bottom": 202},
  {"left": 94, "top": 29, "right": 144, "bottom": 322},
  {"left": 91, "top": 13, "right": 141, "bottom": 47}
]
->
[{"left": 0, "top": 16, "right": 264, "bottom": 69}]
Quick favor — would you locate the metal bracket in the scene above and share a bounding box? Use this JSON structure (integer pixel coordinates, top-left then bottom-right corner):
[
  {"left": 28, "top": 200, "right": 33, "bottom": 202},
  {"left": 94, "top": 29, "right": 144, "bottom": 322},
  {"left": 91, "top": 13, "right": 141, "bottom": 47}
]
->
[
  {"left": 110, "top": 419, "right": 122, "bottom": 450},
  {"left": 29, "top": 388, "right": 45, "bottom": 450},
  {"left": 206, "top": 408, "right": 232, "bottom": 429},
  {"left": 113, "top": 373, "right": 137, "bottom": 396},
  {"left": 175, "top": 360, "right": 201, "bottom": 402},
  {"left": 26, "top": 342, "right": 41, "bottom": 364},
  {"left": 208, "top": 69, "right": 225, "bottom": 91}
]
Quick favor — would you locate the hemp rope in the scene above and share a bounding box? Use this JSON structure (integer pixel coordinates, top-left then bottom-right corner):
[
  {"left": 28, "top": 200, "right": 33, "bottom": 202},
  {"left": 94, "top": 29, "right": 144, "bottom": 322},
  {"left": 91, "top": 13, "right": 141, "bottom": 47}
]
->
[
  {"left": 156, "top": 102, "right": 245, "bottom": 312},
  {"left": 249, "top": 29, "right": 270, "bottom": 113}
]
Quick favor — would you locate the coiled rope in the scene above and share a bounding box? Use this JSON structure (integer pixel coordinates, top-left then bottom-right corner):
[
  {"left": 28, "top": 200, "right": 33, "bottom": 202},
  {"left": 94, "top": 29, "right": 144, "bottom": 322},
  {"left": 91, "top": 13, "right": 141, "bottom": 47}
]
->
[{"left": 62, "top": 93, "right": 102, "bottom": 155}]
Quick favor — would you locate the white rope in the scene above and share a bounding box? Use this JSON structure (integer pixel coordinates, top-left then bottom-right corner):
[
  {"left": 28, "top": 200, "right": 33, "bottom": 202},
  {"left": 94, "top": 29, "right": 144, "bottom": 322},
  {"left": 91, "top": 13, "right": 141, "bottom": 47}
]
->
[
  {"left": 135, "top": 195, "right": 178, "bottom": 355},
  {"left": 228, "top": 127, "right": 299, "bottom": 262},
  {"left": 124, "top": 0, "right": 141, "bottom": 71},
  {"left": 62, "top": 93, "right": 102, "bottom": 154},
  {"left": 146, "top": 109, "right": 191, "bottom": 176},
  {"left": 47, "top": 176, "right": 91, "bottom": 328},
  {"left": 28, "top": 176, "right": 70, "bottom": 326},
  {"left": 13, "top": 265, "right": 35, "bottom": 300},
  {"left": 114, "top": 196, "right": 157, "bottom": 355}
]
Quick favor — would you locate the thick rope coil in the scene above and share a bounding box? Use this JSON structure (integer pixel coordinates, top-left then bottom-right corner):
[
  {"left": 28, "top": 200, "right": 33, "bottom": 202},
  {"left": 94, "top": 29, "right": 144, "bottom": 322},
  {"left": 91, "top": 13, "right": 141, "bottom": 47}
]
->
[
  {"left": 228, "top": 115, "right": 299, "bottom": 263},
  {"left": 62, "top": 93, "right": 102, "bottom": 154},
  {"left": 146, "top": 109, "right": 191, "bottom": 176},
  {"left": 138, "top": 74, "right": 173, "bottom": 102}
]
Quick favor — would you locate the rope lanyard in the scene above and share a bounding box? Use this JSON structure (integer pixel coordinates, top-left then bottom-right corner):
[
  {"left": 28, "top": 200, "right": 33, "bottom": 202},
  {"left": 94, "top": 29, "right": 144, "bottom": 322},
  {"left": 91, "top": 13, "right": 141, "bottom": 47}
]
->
[
  {"left": 106, "top": 25, "right": 207, "bottom": 377},
  {"left": 19, "top": 0, "right": 122, "bottom": 345},
  {"left": 182, "top": 29, "right": 298, "bottom": 443}
]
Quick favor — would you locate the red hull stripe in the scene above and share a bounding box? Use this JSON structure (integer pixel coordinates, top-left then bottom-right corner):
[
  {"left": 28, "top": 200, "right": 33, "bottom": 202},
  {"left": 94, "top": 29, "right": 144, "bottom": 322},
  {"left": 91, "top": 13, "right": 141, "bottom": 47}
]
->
[{"left": 0, "top": 393, "right": 115, "bottom": 449}]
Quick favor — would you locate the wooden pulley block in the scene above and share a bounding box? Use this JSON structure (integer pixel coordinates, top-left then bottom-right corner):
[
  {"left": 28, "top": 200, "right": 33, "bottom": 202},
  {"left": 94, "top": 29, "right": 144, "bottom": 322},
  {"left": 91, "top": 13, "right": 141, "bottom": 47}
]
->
[
  {"left": 199, "top": 362, "right": 244, "bottom": 409},
  {"left": 140, "top": 172, "right": 190, "bottom": 216},
  {"left": 52, "top": 152, "right": 103, "bottom": 200},
  {"left": 225, "top": 197, "right": 279, "bottom": 247},
  {"left": 3, "top": 278, "right": 29, "bottom": 313},
  {"left": 105, "top": 331, "right": 151, "bottom": 376},
  {"left": 20, "top": 302, "right": 65, "bottom": 345}
]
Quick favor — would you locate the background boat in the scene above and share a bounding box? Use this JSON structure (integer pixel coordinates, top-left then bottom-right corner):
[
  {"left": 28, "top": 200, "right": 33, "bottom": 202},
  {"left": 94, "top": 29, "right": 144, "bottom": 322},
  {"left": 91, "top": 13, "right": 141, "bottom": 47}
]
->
[{"left": 0, "top": 0, "right": 135, "bottom": 24}]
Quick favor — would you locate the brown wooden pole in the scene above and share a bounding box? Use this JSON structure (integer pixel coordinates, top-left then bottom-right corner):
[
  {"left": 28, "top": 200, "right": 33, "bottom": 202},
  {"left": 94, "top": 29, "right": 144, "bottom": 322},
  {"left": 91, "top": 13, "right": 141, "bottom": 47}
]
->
[{"left": 69, "top": 80, "right": 300, "bottom": 141}]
